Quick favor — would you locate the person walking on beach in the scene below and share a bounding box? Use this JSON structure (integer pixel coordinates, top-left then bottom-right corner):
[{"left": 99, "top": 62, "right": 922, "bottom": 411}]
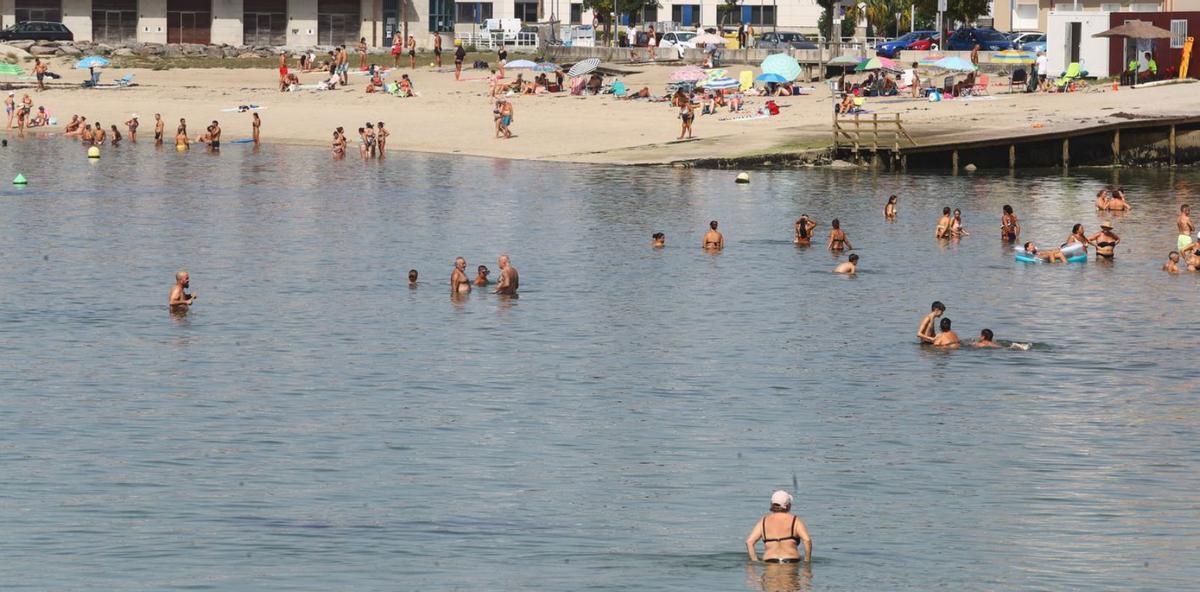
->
[
  {"left": 678, "top": 92, "right": 697, "bottom": 140},
  {"left": 451, "top": 257, "right": 472, "bottom": 295},
  {"left": 407, "top": 35, "right": 417, "bottom": 69},
  {"left": 33, "top": 58, "right": 46, "bottom": 91},
  {"left": 169, "top": 271, "right": 196, "bottom": 311},
  {"left": 744, "top": 491, "right": 812, "bottom": 563},
  {"left": 154, "top": 114, "right": 164, "bottom": 145},
  {"left": 357, "top": 37, "right": 368, "bottom": 70},
  {"left": 497, "top": 99, "right": 513, "bottom": 139},
  {"left": 703, "top": 220, "right": 724, "bottom": 251},
  {"left": 125, "top": 114, "right": 138, "bottom": 142},
  {"left": 337, "top": 45, "right": 349, "bottom": 85},
  {"left": 497, "top": 46, "right": 508, "bottom": 79},
  {"left": 647, "top": 25, "right": 657, "bottom": 60},
  {"left": 917, "top": 301, "right": 944, "bottom": 343},
  {"left": 970, "top": 44, "right": 980, "bottom": 68},
  {"left": 1177, "top": 205, "right": 1194, "bottom": 252},
  {"left": 454, "top": 41, "right": 466, "bottom": 80},
  {"left": 252, "top": 112, "right": 261, "bottom": 144},
  {"left": 433, "top": 33, "right": 443, "bottom": 68},
  {"left": 493, "top": 255, "right": 519, "bottom": 295}
]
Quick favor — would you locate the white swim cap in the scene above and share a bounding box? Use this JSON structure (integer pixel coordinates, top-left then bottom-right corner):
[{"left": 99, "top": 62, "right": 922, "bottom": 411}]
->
[{"left": 770, "top": 490, "right": 793, "bottom": 507}]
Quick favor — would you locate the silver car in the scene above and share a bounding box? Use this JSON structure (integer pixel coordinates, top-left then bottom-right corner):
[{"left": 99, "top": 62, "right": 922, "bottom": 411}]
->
[{"left": 755, "top": 31, "right": 818, "bottom": 50}]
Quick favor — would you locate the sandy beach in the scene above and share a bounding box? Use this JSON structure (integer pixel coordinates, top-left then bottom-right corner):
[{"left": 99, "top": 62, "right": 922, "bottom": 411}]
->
[{"left": 14, "top": 56, "right": 1200, "bottom": 164}]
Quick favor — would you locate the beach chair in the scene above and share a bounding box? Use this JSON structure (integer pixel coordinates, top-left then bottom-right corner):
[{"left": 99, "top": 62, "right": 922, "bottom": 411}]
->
[
  {"left": 738, "top": 70, "right": 753, "bottom": 91},
  {"left": 611, "top": 80, "right": 627, "bottom": 98},
  {"left": 115, "top": 73, "right": 135, "bottom": 87},
  {"left": 971, "top": 73, "right": 989, "bottom": 95},
  {"left": 82, "top": 71, "right": 101, "bottom": 88},
  {"left": 1055, "top": 63, "right": 1082, "bottom": 92}
]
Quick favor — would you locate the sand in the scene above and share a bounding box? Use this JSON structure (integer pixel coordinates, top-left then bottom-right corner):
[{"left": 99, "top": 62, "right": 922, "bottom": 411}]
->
[{"left": 15, "top": 57, "right": 1200, "bottom": 164}]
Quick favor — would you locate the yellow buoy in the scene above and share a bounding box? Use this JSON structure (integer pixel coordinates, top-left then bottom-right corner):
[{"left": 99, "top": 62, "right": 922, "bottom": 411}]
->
[{"left": 87, "top": 146, "right": 100, "bottom": 159}]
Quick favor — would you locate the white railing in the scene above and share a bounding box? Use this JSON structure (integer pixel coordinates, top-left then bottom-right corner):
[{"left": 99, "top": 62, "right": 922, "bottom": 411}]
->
[{"left": 454, "top": 31, "right": 539, "bottom": 50}]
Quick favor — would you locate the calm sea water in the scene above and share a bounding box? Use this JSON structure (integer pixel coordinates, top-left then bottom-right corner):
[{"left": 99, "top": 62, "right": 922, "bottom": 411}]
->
[{"left": 1, "top": 136, "right": 1198, "bottom": 591}]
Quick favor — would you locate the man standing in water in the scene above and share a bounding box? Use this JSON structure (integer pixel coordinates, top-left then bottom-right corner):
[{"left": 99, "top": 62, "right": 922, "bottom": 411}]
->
[
  {"left": 451, "top": 257, "right": 472, "bottom": 295},
  {"left": 917, "top": 301, "right": 945, "bottom": 343},
  {"left": 1177, "top": 205, "right": 1194, "bottom": 252},
  {"left": 169, "top": 271, "right": 196, "bottom": 310},
  {"left": 493, "top": 255, "right": 519, "bottom": 295},
  {"left": 703, "top": 220, "right": 724, "bottom": 251},
  {"left": 209, "top": 120, "right": 221, "bottom": 150},
  {"left": 154, "top": 114, "right": 165, "bottom": 145}
]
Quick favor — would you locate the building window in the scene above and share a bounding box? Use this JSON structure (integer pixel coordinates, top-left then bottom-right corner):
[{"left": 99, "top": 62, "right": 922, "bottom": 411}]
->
[
  {"left": 16, "top": 0, "right": 62, "bottom": 23},
  {"left": 515, "top": 1, "right": 538, "bottom": 22},
  {"left": 1100, "top": 3, "right": 1123, "bottom": 12},
  {"left": 93, "top": 0, "right": 137, "bottom": 44},
  {"left": 1128, "top": 3, "right": 1159, "bottom": 11},
  {"left": 429, "top": 0, "right": 453, "bottom": 32},
  {"left": 456, "top": 2, "right": 493, "bottom": 23},
  {"left": 672, "top": 4, "right": 700, "bottom": 27},
  {"left": 739, "top": 5, "right": 775, "bottom": 26},
  {"left": 1171, "top": 19, "right": 1187, "bottom": 48},
  {"left": 570, "top": 3, "right": 582, "bottom": 24},
  {"left": 642, "top": 5, "right": 657, "bottom": 24}
]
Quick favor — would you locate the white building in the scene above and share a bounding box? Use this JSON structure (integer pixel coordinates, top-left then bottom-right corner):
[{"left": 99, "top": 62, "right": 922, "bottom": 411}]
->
[
  {"left": 1044, "top": 9, "right": 1112, "bottom": 77},
  {"left": 0, "top": 0, "right": 823, "bottom": 46}
]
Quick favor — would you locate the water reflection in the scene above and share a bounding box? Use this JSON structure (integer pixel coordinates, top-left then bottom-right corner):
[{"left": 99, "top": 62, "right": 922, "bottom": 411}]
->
[{"left": 745, "top": 562, "right": 813, "bottom": 592}]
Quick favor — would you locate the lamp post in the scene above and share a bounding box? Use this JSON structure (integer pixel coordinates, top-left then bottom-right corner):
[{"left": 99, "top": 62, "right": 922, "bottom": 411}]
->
[{"left": 896, "top": 12, "right": 900, "bottom": 37}]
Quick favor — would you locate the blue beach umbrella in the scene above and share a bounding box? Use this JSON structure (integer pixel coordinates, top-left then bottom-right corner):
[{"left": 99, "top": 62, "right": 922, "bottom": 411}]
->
[
  {"left": 755, "top": 72, "right": 788, "bottom": 83},
  {"left": 75, "top": 56, "right": 111, "bottom": 69},
  {"left": 931, "top": 56, "right": 977, "bottom": 72}
]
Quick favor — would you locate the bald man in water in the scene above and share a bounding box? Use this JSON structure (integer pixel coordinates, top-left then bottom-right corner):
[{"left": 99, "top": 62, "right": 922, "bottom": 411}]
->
[
  {"left": 451, "top": 257, "right": 471, "bottom": 295},
  {"left": 493, "top": 255, "right": 519, "bottom": 295},
  {"left": 169, "top": 271, "right": 196, "bottom": 310}
]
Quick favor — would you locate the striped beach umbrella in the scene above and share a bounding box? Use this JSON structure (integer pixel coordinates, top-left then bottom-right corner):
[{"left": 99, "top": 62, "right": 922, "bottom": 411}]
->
[
  {"left": 855, "top": 56, "right": 900, "bottom": 72},
  {"left": 991, "top": 50, "right": 1035, "bottom": 64},
  {"left": 567, "top": 58, "right": 600, "bottom": 77},
  {"left": 698, "top": 76, "right": 739, "bottom": 90}
]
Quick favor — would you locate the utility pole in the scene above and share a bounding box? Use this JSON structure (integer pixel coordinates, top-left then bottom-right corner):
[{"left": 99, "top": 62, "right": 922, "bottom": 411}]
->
[{"left": 937, "top": 0, "right": 946, "bottom": 51}]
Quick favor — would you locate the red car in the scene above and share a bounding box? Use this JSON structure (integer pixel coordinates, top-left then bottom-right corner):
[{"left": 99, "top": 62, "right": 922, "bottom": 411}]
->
[{"left": 908, "top": 37, "right": 938, "bottom": 51}]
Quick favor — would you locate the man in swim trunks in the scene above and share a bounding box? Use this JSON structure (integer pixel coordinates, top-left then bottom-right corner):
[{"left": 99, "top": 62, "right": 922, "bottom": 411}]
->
[
  {"left": 169, "top": 271, "right": 196, "bottom": 310},
  {"left": 703, "top": 220, "right": 724, "bottom": 251},
  {"left": 208, "top": 120, "right": 221, "bottom": 150},
  {"left": 1023, "top": 241, "right": 1068, "bottom": 263},
  {"left": 473, "top": 265, "right": 490, "bottom": 286},
  {"left": 451, "top": 257, "right": 471, "bottom": 295},
  {"left": 932, "top": 318, "right": 960, "bottom": 348},
  {"left": 433, "top": 33, "right": 443, "bottom": 68},
  {"left": 493, "top": 255, "right": 519, "bottom": 295},
  {"left": 497, "top": 100, "right": 513, "bottom": 139},
  {"left": 833, "top": 253, "right": 858, "bottom": 274},
  {"left": 1177, "top": 205, "right": 1194, "bottom": 251},
  {"left": 973, "top": 328, "right": 999, "bottom": 348},
  {"left": 917, "top": 301, "right": 944, "bottom": 343},
  {"left": 407, "top": 35, "right": 417, "bottom": 69},
  {"left": 935, "top": 206, "right": 951, "bottom": 239},
  {"left": 154, "top": 113, "right": 165, "bottom": 144}
]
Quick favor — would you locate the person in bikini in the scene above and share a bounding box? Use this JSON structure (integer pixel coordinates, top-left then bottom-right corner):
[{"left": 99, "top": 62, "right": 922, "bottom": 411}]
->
[
  {"left": 451, "top": 257, "right": 472, "bottom": 295},
  {"left": 827, "top": 219, "right": 852, "bottom": 251},
  {"left": 1088, "top": 222, "right": 1120, "bottom": 260},
  {"left": 950, "top": 209, "right": 968, "bottom": 238},
  {"left": 1094, "top": 188, "right": 1110, "bottom": 211},
  {"left": 376, "top": 121, "right": 387, "bottom": 157},
  {"left": 703, "top": 220, "right": 724, "bottom": 251},
  {"left": 794, "top": 215, "right": 816, "bottom": 245},
  {"left": 331, "top": 130, "right": 346, "bottom": 159},
  {"left": 252, "top": 112, "right": 262, "bottom": 144},
  {"left": 176, "top": 121, "right": 190, "bottom": 150},
  {"left": 1062, "top": 224, "right": 1090, "bottom": 254},
  {"left": 883, "top": 195, "right": 897, "bottom": 219},
  {"left": 124, "top": 114, "right": 138, "bottom": 142},
  {"left": 1001, "top": 205, "right": 1020, "bottom": 242},
  {"left": 678, "top": 92, "right": 697, "bottom": 140},
  {"left": 744, "top": 490, "right": 812, "bottom": 563}
]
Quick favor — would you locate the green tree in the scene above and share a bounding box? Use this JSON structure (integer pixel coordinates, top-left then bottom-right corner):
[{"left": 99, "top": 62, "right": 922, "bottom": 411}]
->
[
  {"left": 913, "top": 0, "right": 991, "bottom": 28},
  {"left": 717, "top": 0, "right": 740, "bottom": 26},
  {"left": 581, "top": 0, "right": 660, "bottom": 44}
]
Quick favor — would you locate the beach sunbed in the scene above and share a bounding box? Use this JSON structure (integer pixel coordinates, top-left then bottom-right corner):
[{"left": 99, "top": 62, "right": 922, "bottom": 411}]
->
[
  {"left": 115, "top": 73, "right": 135, "bottom": 87},
  {"left": 971, "top": 74, "right": 988, "bottom": 96},
  {"left": 1055, "top": 63, "right": 1084, "bottom": 92}
]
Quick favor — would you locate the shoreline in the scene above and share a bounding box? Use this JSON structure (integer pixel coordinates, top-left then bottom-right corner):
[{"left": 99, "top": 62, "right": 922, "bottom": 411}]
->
[{"left": 14, "top": 57, "right": 1200, "bottom": 168}]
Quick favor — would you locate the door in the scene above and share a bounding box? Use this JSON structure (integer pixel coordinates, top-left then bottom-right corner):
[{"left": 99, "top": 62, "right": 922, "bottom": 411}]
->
[{"left": 1068, "top": 21, "right": 1081, "bottom": 64}]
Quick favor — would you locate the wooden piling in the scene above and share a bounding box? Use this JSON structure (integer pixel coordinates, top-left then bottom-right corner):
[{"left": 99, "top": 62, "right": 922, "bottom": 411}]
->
[
  {"left": 1008, "top": 145, "right": 1016, "bottom": 169},
  {"left": 952, "top": 149, "right": 959, "bottom": 173},
  {"left": 1062, "top": 138, "right": 1069, "bottom": 169},
  {"left": 1112, "top": 129, "right": 1120, "bottom": 166},
  {"left": 1170, "top": 124, "right": 1177, "bottom": 166}
]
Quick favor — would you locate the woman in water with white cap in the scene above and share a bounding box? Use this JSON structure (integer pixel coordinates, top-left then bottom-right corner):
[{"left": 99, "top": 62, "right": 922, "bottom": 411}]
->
[{"left": 744, "top": 490, "right": 812, "bottom": 563}]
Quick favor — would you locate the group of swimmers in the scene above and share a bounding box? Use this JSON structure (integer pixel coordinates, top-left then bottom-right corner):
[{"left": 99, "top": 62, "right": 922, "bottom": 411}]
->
[
  {"left": 332, "top": 123, "right": 390, "bottom": 159},
  {"left": 5, "top": 92, "right": 50, "bottom": 132},
  {"left": 1164, "top": 204, "right": 1200, "bottom": 273},
  {"left": 63, "top": 112, "right": 260, "bottom": 150},
  {"left": 916, "top": 301, "right": 997, "bottom": 349}
]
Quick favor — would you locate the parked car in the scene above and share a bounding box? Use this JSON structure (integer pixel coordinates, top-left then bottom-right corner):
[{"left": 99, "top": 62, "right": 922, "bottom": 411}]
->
[
  {"left": 659, "top": 30, "right": 698, "bottom": 58},
  {"left": 1010, "top": 32, "right": 1044, "bottom": 47},
  {"left": 1019, "top": 34, "right": 1047, "bottom": 53},
  {"left": 0, "top": 21, "right": 73, "bottom": 42},
  {"left": 875, "top": 30, "right": 938, "bottom": 57},
  {"left": 756, "top": 31, "right": 818, "bottom": 50},
  {"left": 945, "top": 27, "right": 1012, "bottom": 51}
]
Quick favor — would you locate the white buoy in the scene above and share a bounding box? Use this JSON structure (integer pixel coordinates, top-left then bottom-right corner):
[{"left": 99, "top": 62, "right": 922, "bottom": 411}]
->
[{"left": 735, "top": 172, "right": 750, "bottom": 184}]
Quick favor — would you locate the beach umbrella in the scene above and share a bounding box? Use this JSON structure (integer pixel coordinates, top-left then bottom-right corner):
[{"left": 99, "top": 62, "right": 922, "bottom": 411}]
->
[
  {"left": 827, "top": 55, "right": 864, "bottom": 67},
  {"left": 918, "top": 54, "right": 945, "bottom": 66},
  {"left": 693, "top": 32, "right": 727, "bottom": 45},
  {"left": 698, "top": 76, "right": 739, "bottom": 90},
  {"left": 1093, "top": 21, "right": 1172, "bottom": 39},
  {"left": 991, "top": 50, "right": 1035, "bottom": 65},
  {"left": 506, "top": 59, "right": 537, "bottom": 69},
  {"left": 567, "top": 58, "right": 600, "bottom": 77},
  {"left": 855, "top": 56, "right": 900, "bottom": 72},
  {"left": 760, "top": 53, "right": 801, "bottom": 81},
  {"left": 703, "top": 68, "right": 727, "bottom": 78},
  {"left": 75, "top": 56, "right": 111, "bottom": 69},
  {"left": 0, "top": 63, "right": 23, "bottom": 76},
  {"left": 533, "top": 62, "right": 561, "bottom": 73},
  {"left": 931, "top": 56, "right": 977, "bottom": 72},
  {"left": 755, "top": 72, "right": 788, "bottom": 83},
  {"left": 670, "top": 67, "right": 707, "bottom": 82}
]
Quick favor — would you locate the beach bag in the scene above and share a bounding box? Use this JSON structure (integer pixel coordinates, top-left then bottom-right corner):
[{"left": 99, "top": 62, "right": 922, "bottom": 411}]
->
[{"left": 765, "top": 100, "right": 779, "bottom": 116}]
